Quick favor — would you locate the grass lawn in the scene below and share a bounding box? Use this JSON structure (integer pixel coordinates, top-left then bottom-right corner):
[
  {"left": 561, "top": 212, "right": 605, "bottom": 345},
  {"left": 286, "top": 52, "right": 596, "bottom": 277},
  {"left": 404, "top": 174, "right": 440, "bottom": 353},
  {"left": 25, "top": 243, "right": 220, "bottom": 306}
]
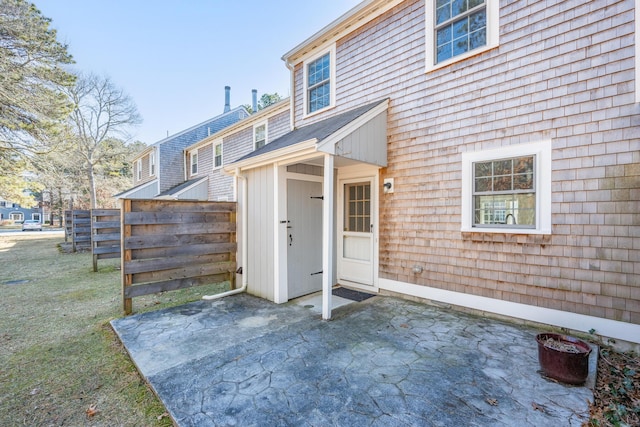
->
[{"left": 0, "top": 232, "right": 227, "bottom": 426}]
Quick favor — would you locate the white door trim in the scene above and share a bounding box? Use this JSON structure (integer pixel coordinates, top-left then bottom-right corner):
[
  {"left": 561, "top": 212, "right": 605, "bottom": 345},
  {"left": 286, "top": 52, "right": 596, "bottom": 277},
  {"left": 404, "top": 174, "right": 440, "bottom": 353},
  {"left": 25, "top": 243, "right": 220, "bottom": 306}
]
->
[{"left": 337, "top": 165, "right": 380, "bottom": 292}]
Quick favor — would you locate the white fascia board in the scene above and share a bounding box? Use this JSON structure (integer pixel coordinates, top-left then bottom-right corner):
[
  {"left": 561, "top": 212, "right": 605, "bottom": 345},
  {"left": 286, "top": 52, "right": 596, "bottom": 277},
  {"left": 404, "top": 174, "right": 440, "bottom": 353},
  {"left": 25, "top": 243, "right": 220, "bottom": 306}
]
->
[
  {"left": 316, "top": 99, "right": 389, "bottom": 154},
  {"left": 282, "top": 0, "right": 405, "bottom": 65},
  {"left": 114, "top": 179, "right": 158, "bottom": 199},
  {"left": 224, "top": 140, "right": 318, "bottom": 173}
]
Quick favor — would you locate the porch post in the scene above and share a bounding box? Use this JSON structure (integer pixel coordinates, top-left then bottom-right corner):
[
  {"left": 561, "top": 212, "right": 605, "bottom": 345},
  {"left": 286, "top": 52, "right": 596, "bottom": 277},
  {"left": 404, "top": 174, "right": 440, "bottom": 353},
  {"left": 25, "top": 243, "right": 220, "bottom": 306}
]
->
[{"left": 322, "top": 154, "right": 334, "bottom": 320}]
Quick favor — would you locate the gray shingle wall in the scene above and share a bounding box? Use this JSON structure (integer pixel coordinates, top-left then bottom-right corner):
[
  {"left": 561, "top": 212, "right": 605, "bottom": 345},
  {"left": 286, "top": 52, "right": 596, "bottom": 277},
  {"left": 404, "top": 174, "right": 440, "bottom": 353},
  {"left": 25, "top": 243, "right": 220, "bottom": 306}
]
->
[
  {"left": 156, "top": 108, "right": 249, "bottom": 193},
  {"left": 291, "top": 0, "right": 640, "bottom": 324},
  {"left": 268, "top": 110, "right": 291, "bottom": 142}
]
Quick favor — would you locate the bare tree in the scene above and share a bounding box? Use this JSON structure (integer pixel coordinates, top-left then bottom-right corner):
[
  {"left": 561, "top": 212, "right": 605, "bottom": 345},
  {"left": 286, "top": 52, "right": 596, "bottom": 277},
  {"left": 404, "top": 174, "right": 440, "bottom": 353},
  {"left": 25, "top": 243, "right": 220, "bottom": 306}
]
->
[{"left": 66, "top": 74, "right": 141, "bottom": 208}]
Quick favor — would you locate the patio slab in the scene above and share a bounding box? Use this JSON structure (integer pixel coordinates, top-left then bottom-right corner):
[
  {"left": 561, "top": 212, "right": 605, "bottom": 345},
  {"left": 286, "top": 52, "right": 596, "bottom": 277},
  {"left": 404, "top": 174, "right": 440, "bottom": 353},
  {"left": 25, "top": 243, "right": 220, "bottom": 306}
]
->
[{"left": 111, "top": 293, "right": 595, "bottom": 426}]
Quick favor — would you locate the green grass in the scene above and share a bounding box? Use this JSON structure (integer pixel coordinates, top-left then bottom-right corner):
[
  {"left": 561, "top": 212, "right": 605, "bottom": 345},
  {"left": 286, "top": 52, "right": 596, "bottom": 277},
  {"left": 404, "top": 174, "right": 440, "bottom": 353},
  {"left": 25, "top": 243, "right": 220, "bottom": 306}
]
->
[{"left": 0, "top": 233, "right": 227, "bottom": 426}]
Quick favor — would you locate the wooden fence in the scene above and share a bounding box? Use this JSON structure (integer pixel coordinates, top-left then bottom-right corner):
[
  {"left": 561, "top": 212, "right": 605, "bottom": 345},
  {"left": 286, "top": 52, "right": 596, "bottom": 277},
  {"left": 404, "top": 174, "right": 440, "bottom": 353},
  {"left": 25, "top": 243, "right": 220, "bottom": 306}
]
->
[
  {"left": 69, "top": 210, "right": 91, "bottom": 252},
  {"left": 64, "top": 210, "right": 72, "bottom": 242},
  {"left": 91, "top": 209, "right": 121, "bottom": 272},
  {"left": 121, "top": 199, "right": 237, "bottom": 314}
]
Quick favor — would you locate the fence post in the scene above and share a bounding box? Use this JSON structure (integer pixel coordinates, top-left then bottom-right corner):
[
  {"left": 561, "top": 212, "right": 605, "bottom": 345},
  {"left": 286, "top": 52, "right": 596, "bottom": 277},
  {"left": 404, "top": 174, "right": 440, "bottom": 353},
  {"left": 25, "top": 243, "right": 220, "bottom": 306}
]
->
[{"left": 121, "top": 199, "right": 133, "bottom": 315}]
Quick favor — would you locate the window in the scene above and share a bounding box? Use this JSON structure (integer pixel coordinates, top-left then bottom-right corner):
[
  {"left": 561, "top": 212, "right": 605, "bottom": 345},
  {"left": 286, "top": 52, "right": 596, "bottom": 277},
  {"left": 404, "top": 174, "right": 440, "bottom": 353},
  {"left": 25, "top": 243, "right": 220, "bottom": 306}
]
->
[
  {"left": 136, "top": 159, "right": 142, "bottom": 181},
  {"left": 190, "top": 151, "right": 198, "bottom": 175},
  {"left": 214, "top": 142, "right": 223, "bottom": 169},
  {"left": 10, "top": 212, "right": 23, "bottom": 222},
  {"left": 426, "top": 0, "right": 499, "bottom": 72},
  {"left": 303, "top": 46, "right": 335, "bottom": 115},
  {"left": 344, "top": 182, "right": 371, "bottom": 233},
  {"left": 254, "top": 123, "right": 267, "bottom": 150},
  {"left": 461, "top": 141, "right": 551, "bottom": 234},
  {"left": 473, "top": 156, "right": 535, "bottom": 228},
  {"left": 149, "top": 151, "right": 156, "bottom": 176}
]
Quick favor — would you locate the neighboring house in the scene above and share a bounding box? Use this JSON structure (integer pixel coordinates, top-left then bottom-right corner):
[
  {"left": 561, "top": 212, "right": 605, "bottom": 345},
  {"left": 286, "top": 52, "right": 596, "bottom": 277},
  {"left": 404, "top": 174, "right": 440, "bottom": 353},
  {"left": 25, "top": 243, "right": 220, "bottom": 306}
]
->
[
  {"left": 115, "top": 87, "right": 250, "bottom": 200},
  {"left": 184, "top": 98, "right": 290, "bottom": 201},
  {"left": 0, "top": 199, "right": 41, "bottom": 223},
  {"left": 225, "top": 0, "right": 640, "bottom": 346}
]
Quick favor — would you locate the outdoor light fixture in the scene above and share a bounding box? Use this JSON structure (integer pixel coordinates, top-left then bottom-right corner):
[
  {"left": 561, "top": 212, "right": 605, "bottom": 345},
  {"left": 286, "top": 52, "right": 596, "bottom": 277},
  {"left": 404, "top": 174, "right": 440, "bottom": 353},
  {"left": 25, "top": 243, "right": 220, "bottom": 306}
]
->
[{"left": 383, "top": 178, "right": 394, "bottom": 194}]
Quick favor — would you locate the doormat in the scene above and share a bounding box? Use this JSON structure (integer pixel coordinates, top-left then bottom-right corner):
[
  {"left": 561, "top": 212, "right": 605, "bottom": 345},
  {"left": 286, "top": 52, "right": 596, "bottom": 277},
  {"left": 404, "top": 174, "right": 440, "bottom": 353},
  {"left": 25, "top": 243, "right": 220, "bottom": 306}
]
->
[{"left": 332, "top": 287, "right": 376, "bottom": 302}]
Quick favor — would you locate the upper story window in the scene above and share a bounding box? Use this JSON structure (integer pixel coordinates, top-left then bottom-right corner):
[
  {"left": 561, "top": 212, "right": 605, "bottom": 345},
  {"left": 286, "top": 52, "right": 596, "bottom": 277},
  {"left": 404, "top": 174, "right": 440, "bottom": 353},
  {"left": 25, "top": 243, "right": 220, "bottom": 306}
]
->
[
  {"left": 136, "top": 159, "right": 142, "bottom": 181},
  {"left": 426, "top": 0, "right": 499, "bottom": 72},
  {"left": 254, "top": 122, "right": 267, "bottom": 150},
  {"left": 303, "top": 46, "right": 336, "bottom": 116},
  {"left": 214, "top": 142, "right": 223, "bottom": 169},
  {"left": 149, "top": 151, "right": 156, "bottom": 176},
  {"left": 461, "top": 141, "right": 551, "bottom": 234},
  {"left": 190, "top": 150, "right": 198, "bottom": 175}
]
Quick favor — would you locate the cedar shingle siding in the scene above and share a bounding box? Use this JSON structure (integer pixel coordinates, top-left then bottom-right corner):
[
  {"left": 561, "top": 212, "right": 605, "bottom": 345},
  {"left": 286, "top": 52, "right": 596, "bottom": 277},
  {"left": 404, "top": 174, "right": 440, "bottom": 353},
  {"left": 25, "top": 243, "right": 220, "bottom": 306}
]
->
[{"left": 292, "top": 0, "right": 639, "bottom": 324}]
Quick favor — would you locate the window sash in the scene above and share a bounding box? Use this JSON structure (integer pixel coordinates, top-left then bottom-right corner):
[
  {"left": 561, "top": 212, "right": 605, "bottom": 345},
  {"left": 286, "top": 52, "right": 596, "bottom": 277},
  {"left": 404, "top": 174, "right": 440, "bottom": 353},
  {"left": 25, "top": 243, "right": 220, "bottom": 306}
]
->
[
  {"left": 214, "top": 144, "right": 223, "bottom": 168},
  {"left": 254, "top": 125, "right": 266, "bottom": 150},
  {"left": 434, "top": 0, "right": 487, "bottom": 64},
  {"left": 191, "top": 152, "right": 198, "bottom": 175},
  {"left": 472, "top": 155, "right": 536, "bottom": 228},
  {"left": 307, "top": 53, "right": 331, "bottom": 113}
]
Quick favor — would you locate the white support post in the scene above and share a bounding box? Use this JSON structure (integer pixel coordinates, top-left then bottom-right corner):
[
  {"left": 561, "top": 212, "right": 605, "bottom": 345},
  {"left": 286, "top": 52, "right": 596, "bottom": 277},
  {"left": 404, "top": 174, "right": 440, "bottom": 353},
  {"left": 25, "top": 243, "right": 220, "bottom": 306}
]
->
[{"left": 322, "top": 154, "right": 335, "bottom": 320}]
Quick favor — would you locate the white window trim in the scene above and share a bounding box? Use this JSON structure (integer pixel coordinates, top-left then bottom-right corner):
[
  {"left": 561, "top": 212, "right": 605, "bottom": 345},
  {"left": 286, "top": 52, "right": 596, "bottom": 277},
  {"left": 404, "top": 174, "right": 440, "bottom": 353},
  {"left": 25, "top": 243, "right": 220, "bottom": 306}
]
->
[
  {"left": 461, "top": 140, "right": 552, "bottom": 234},
  {"left": 302, "top": 44, "right": 336, "bottom": 118},
  {"left": 253, "top": 121, "right": 268, "bottom": 150},
  {"left": 136, "top": 158, "right": 142, "bottom": 181},
  {"left": 213, "top": 140, "right": 223, "bottom": 170},
  {"left": 425, "top": 0, "right": 499, "bottom": 73},
  {"left": 190, "top": 150, "right": 198, "bottom": 176},
  {"left": 149, "top": 150, "right": 156, "bottom": 177}
]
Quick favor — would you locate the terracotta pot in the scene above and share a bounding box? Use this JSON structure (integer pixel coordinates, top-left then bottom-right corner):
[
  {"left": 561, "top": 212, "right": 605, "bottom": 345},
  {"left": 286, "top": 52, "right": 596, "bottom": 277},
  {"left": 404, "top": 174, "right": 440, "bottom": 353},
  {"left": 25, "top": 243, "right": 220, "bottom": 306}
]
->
[{"left": 536, "top": 333, "right": 591, "bottom": 385}]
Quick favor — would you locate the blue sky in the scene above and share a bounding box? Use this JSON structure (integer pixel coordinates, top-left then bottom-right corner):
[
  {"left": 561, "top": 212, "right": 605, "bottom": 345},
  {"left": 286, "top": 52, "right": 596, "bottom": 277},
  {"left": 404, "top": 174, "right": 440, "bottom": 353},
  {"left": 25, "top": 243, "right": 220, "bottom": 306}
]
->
[{"left": 38, "top": 0, "right": 362, "bottom": 145}]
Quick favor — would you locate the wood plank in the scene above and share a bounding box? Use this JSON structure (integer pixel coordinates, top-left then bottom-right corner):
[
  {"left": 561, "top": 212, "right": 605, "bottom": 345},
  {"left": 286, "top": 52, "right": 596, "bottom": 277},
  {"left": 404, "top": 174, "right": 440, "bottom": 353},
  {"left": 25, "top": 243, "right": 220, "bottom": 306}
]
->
[
  {"left": 124, "top": 232, "right": 231, "bottom": 250},
  {"left": 129, "top": 261, "right": 236, "bottom": 284},
  {"left": 131, "top": 243, "right": 235, "bottom": 260},
  {"left": 92, "top": 221, "right": 121, "bottom": 229},
  {"left": 128, "top": 222, "right": 235, "bottom": 235},
  {"left": 124, "top": 212, "right": 231, "bottom": 225},
  {"left": 125, "top": 253, "right": 235, "bottom": 274},
  {"left": 92, "top": 233, "right": 121, "bottom": 242},
  {"left": 92, "top": 209, "right": 120, "bottom": 216},
  {"left": 93, "top": 246, "right": 121, "bottom": 255},
  {"left": 96, "top": 252, "right": 120, "bottom": 260},
  {"left": 124, "top": 274, "right": 230, "bottom": 298},
  {"left": 130, "top": 200, "right": 236, "bottom": 213}
]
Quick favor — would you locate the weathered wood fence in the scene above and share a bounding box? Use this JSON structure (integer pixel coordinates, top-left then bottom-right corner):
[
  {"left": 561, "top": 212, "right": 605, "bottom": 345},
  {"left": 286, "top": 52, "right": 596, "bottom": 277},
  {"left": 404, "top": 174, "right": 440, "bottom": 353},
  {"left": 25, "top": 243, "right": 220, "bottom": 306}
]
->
[
  {"left": 120, "top": 199, "right": 237, "bottom": 314},
  {"left": 67, "top": 210, "right": 91, "bottom": 252},
  {"left": 64, "top": 210, "right": 72, "bottom": 242},
  {"left": 91, "top": 209, "right": 121, "bottom": 272}
]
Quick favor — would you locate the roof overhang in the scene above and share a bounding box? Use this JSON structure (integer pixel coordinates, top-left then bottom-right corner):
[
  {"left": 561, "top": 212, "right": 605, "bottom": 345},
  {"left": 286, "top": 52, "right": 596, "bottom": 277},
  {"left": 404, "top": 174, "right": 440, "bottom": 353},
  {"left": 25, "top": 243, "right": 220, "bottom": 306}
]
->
[
  {"left": 227, "top": 99, "right": 389, "bottom": 173},
  {"left": 113, "top": 179, "right": 158, "bottom": 199},
  {"left": 155, "top": 176, "right": 208, "bottom": 200}
]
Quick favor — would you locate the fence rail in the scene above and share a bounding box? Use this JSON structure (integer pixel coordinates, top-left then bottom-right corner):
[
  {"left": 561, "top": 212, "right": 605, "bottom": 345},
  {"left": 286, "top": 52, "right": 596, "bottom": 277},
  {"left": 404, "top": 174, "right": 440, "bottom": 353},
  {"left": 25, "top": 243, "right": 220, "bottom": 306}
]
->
[{"left": 121, "top": 199, "right": 237, "bottom": 314}]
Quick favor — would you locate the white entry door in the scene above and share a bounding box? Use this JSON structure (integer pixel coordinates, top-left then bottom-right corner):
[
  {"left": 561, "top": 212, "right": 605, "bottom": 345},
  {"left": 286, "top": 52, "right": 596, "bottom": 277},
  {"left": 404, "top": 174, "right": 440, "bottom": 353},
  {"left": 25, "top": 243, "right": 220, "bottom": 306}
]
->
[
  {"left": 287, "top": 179, "right": 323, "bottom": 299},
  {"left": 338, "top": 178, "right": 374, "bottom": 286}
]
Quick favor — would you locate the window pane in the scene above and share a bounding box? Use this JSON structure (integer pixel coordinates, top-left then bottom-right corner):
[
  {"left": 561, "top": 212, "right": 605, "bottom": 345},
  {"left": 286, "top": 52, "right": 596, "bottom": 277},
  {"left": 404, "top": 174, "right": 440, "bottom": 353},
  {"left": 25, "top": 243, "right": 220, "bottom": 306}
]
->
[
  {"left": 453, "top": 18, "right": 468, "bottom": 39},
  {"left": 474, "top": 161, "right": 492, "bottom": 177},
  {"left": 437, "top": 44, "right": 452, "bottom": 63},
  {"left": 469, "top": 9, "right": 486, "bottom": 32},
  {"left": 494, "top": 159, "right": 512, "bottom": 175},
  {"left": 452, "top": 0, "right": 467, "bottom": 16},
  {"left": 469, "top": 29, "right": 486, "bottom": 50},
  {"left": 475, "top": 177, "right": 491, "bottom": 192},
  {"left": 514, "top": 156, "right": 534, "bottom": 174},
  {"left": 437, "top": 26, "right": 452, "bottom": 46},
  {"left": 469, "top": 0, "right": 484, "bottom": 8},
  {"left": 436, "top": 5, "right": 451, "bottom": 25},
  {"left": 453, "top": 37, "right": 470, "bottom": 56},
  {"left": 493, "top": 176, "right": 512, "bottom": 191},
  {"left": 514, "top": 173, "right": 534, "bottom": 190}
]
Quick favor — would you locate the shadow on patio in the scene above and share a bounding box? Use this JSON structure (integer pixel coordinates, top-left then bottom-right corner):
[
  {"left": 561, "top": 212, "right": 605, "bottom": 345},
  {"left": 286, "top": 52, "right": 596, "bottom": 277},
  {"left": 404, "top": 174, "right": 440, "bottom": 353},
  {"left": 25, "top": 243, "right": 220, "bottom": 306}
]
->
[{"left": 111, "top": 293, "right": 594, "bottom": 426}]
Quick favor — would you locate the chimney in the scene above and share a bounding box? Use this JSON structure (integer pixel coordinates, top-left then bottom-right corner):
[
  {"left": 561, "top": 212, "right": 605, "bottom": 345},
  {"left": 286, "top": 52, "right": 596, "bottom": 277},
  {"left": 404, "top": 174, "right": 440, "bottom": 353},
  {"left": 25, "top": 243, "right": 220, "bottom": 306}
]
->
[
  {"left": 252, "top": 89, "right": 258, "bottom": 114},
  {"left": 224, "top": 86, "right": 231, "bottom": 113}
]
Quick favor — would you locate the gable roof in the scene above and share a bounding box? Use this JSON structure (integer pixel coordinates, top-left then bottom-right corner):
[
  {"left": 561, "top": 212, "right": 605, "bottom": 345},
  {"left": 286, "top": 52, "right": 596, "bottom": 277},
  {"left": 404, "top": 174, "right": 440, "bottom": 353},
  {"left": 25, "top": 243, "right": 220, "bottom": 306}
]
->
[
  {"left": 134, "top": 106, "right": 250, "bottom": 161},
  {"left": 233, "top": 98, "right": 388, "bottom": 165},
  {"left": 156, "top": 177, "right": 207, "bottom": 198}
]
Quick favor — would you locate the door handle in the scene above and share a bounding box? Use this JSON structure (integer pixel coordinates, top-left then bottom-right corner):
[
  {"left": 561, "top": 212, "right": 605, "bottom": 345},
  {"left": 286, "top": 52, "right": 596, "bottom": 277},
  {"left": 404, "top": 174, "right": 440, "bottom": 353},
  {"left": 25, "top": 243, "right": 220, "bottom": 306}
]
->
[{"left": 289, "top": 234, "right": 293, "bottom": 246}]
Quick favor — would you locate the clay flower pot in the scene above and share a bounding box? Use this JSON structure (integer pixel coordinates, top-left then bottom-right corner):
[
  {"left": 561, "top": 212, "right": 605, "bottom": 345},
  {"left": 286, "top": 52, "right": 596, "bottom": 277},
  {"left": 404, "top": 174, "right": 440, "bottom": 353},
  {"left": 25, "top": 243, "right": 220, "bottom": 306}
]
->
[{"left": 536, "top": 333, "right": 591, "bottom": 385}]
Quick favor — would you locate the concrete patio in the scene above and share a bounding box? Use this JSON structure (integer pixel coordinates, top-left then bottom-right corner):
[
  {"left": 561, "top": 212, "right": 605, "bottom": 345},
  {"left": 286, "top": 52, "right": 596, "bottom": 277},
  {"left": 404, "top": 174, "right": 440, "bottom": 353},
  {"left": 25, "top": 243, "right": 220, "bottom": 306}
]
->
[{"left": 111, "top": 292, "right": 596, "bottom": 426}]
